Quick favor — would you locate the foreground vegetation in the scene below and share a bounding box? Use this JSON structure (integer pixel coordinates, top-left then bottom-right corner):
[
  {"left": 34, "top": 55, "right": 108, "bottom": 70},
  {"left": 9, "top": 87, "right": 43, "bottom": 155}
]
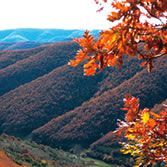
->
[{"left": 0, "top": 134, "right": 120, "bottom": 167}]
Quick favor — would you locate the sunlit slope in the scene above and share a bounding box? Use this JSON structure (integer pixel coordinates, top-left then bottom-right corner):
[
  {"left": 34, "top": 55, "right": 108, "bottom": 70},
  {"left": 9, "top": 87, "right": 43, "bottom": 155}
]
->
[
  {"left": 32, "top": 56, "right": 167, "bottom": 148},
  {"left": 0, "top": 42, "right": 166, "bottom": 149},
  {"left": 0, "top": 46, "right": 143, "bottom": 138}
]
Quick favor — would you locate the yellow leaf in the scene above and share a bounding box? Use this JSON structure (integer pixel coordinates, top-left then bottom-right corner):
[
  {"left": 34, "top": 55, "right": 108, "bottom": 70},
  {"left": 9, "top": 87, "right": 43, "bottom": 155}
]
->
[
  {"left": 128, "top": 128, "right": 134, "bottom": 132},
  {"left": 142, "top": 109, "right": 149, "bottom": 124},
  {"left": 41, "top": 160, "right": 47, "bottom": 164},
  {"left": 126, "top": 134, "right": 136, "bottom": 140},
  {"left": 120, "top": 149, "right": 131, "bottom": 154},
  {"left": 111, "top": 32, "right": 118, "bottom": 43},
  {"left": 158, "top": 142, "right": 164, "bottom": 146}
]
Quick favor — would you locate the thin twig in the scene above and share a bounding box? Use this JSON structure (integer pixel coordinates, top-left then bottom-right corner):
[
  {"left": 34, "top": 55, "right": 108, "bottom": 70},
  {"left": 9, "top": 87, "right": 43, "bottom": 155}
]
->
[{"left": 152, "top": 52, "right": 167, "bottom": 60}]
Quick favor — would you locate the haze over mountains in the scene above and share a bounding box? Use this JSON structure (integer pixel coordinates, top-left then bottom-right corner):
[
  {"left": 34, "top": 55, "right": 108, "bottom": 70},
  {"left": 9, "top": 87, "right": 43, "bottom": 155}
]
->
[
  {"left": 0, "top": 28, "right": 100, "bottom": 50},
  {"left": 0, "top": 28, "right": 100, "bottom": 42},
  {"left": 0, "top": 29, "right": 166, "bottom": 153}
]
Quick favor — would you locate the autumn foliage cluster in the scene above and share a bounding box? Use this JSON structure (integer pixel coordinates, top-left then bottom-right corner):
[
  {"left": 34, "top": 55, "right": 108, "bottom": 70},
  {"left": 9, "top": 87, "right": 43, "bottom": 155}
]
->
[
  {"left": 69, "top": 0, "right": 167, "bottom": 166},
  {"left": 69, "top": 0, "right": 167, "bottom": 75},
  {"left": 114, "top": 95, "right": 167, "bottom": 166}
]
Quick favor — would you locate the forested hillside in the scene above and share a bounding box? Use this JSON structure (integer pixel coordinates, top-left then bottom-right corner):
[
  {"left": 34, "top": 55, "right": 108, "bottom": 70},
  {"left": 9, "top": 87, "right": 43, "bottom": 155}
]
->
[
  {"left": 0, "top": 42, "right": 79, "bottom": 96},
  {"left": 31, "top": 56, "right": 167, "bottom": 148},
  {"left": 0, "top": 41, "right": 56, "bottom": 50},
  {"left": 0, "top": 42, "right": 166, "bottom": 151}
]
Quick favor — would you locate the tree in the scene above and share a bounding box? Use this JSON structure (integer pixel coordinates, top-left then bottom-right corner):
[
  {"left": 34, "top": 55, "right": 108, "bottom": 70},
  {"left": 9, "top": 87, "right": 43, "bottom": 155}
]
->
[
  {"left": 68, "top": 0, "right": 167, "bottom": 166},
  {"left": 114, "top": 95, "right": 167, "bottom": 166},
  {"left": 68, "top": 0, "right": 167, "bottom": 76}
]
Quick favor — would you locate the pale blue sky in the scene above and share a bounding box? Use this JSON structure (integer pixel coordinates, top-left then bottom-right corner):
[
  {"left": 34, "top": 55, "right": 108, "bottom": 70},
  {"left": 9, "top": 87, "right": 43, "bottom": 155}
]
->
[{"left": 0, "top": 0, "right": 111, "bottom": 30}]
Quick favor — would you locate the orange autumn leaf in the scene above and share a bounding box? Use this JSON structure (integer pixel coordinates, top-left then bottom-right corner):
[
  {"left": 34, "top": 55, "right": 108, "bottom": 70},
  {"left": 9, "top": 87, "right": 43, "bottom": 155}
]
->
[
  {"left": 161, "top": 48, "right": 167, "bottom": 54},
  {"left": 84, "top": 59, "right": 96, "bottom": 69},
  {"left": 68, "top": 59, "right": 81, "bottom": 66},
  {"left": 150, "top": 111, "right": 160, "bottom": 118},
  {"left": 146, "top": 118, "right": 156, "bottom": 129},
  {"left": 107, "top": 56, "right": 117, "bottom": 66}
]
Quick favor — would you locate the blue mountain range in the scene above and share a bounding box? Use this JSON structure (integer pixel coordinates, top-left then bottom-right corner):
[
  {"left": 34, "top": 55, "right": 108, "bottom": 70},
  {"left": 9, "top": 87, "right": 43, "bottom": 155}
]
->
[{"left": 0, "top": 28, "right": 100, "bottom": 42}]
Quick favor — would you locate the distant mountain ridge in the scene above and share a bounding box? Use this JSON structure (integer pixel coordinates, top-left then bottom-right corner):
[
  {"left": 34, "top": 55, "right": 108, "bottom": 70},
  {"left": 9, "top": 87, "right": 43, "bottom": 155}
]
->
[
  {"left": 0, "top": 28, "right": 100, "bottom": 43},
  {"left": 0, "top": 41, "right": 56, "bottom": 50}
]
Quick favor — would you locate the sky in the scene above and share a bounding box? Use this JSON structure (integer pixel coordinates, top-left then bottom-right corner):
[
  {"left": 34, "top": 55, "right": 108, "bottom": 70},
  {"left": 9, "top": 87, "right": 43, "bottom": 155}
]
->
[{"left": 0, "top": 0, "right": 111, "bottom": 30}]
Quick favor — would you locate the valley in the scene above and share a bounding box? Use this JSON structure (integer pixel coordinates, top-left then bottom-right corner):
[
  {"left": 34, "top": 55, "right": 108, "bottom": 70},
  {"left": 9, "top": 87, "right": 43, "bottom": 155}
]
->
[{"left": 0, "top": 36, "right": 166, "bottom": 166}]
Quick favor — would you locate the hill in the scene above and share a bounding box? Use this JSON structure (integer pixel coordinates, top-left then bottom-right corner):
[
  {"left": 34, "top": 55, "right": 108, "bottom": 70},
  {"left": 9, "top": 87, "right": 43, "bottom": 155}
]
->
[
  {"left": 0, "top": 41, "right": 56, "bottom": 50},
  {"left": 0, "top": 47, "right": 144, "bottom": 137},
  {"left": 31, "top": 56, "right": 167, "bottom": 148},
  {"left": 150, "top": 98, "right": 167, "bottom": 114},
  {"left": 0, "top": 41, "right": 106, "bottom": 136},
  {"left": 0, "top": 41, "right": 166, "bottom": 153},
  {"left": 0, "top": 45, "right": 48, "bottom": 69},
  {"left": 0, "top": 42, "right": 80, "bottom": 96}
]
